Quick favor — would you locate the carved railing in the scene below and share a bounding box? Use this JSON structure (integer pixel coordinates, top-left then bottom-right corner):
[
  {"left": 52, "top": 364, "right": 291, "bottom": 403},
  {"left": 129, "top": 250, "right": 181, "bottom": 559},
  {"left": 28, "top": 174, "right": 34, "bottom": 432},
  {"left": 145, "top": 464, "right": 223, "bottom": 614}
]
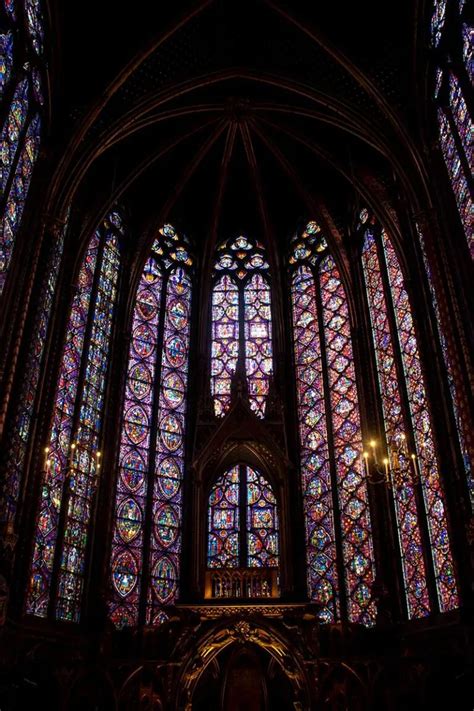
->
[{"left": 204, "top": 568, "right": 279, "bottom": 599}]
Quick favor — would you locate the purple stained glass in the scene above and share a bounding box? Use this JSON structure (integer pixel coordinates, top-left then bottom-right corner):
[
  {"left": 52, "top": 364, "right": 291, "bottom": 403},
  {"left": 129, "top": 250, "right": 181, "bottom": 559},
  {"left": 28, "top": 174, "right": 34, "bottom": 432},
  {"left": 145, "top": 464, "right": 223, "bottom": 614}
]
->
[
  {"left": 109, "top": 256, "right": 162, "bottom": 628},
  {"left": 211, "top": 275, "right": 239, "bottom": 416},
  {"left": 25, "top": 0, "right": 44, "bottom": 54},
  {"left": 319, "top": 255, "right": 376, "bottom": 626},
  {"left": 431, "top": 0, "right": 447, "bottom": 47},
  {"left": 244, "top": 274, "right": 273, "bottom": 417},
  {"left": 207, "top": 465, "right": 279, "bottom": 570},
  {"left": 27, "top": 233, "right": 100, "bottom": 618},
  {"left": 27, "top": 215, "right": 122, "bottom": 620},
  {"left": 56, "top": 231, "right": 120, "bottom": 622},
  {"left": 208, "top": 466, "right": 240, "bottom": 568},
  {"left": 0, "top": 217, "right": 66, "bottom": 526},
  {"left": 415, "top": 223, "right": 473, "bottom": 504},
  {"left": 0, "top": 78, "right": 29, "bottom": 197},
  {"left": 362, "top": 231, "right": 430, "bottom": 619},
  {"left": 448, "top": 73, "right": 473, "bottom": 168},
  {"left": 109, "top": 225, "right": 192, "bottom": 628},
  {"left": 211, "top": 235, "right": 273, "bottom": 418},
  {"left": 0, "top": 112, "right": 41, "bottom": 294},
  {"left": 438, "top": 108, "right": 474, "bottom": 257},
  {"left": 246, "top": 467, "right": 279, "bottom": 568},
  {"left": 291, "top": 265, "right": 339, "bottom": 623},
  {"left": 147, "top": 266, "right": 191, "bottom": 624},
  {"left": 383, "top": 232, "right": 459, "bottom": 612},
  {"left": 463, "top": 24, "right": 473, "bottom": 82},
  {"left": 0, "top": 31, "right": 14, "bottom": 98}
]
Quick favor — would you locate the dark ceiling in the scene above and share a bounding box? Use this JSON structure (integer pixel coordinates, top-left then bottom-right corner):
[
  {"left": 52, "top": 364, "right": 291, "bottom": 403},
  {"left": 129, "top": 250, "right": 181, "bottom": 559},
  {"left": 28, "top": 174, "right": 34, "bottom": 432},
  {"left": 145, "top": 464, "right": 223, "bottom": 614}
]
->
[{"left": 47, "top": 0, "right": 426, "bottom": 266}]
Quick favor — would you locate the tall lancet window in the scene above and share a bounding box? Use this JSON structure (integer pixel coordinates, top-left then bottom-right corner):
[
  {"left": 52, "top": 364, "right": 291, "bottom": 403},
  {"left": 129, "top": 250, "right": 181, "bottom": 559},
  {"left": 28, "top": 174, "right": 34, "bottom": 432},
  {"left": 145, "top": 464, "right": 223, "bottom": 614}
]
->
[
  {"left": 360, "top": 213, "right": 459, "bottom": 617},
  {"left": 27, "top": 211, "right": 123, "bottom": 622},
  {"left": 0, "top": 0, "right": 45, "bottom": 294},
  {"left": 431, "top": 1, "right": 473, "bottom": 257},
  {"left": 211, "top": 235, "right": 273, "bottom": 418},
  {"left": 109, "top": 225, "right": 193, "bottom": 628},
  {"left": 289, "top": 221, "right": 376, "bottom": 626}
]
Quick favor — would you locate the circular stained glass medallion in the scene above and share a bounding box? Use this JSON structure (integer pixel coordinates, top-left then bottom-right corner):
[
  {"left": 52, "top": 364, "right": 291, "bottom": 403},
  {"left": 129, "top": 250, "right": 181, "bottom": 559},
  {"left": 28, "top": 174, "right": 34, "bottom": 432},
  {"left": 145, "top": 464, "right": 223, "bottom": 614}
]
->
[
  {"left": 112, "top": 550, "right": 138, "bottom": 598},
  {"left": 162, "top": 372, "right": 185, "bottom": 409},
  {"left": 124, "top": 405, "right": 148, "bottom": 444},
  {"left": 120, "top": 449, "right": 146, "bottom": 492},
  {"left": 151, "top": 556, "right": 177, "bottom": 603},
  {"left": 159, "top": 414, "right": 182, "bottom": 452},
  {"left": 136, "top": 288, "right": 159, "bottom": 321},
  {"left": 132, "top": 323, "right": 155, "bottom": 357},
  {"left": 129, "top": 362, "right": 152, "bottom": 400},
  {"left": 154, "top": 504, "right": 179, "bottom": 547},
  {"left": 168, "top": 299, "right": 188, "bottom": 330},
  {"left": 164, "top": 334, "right": 186, "bottom": 368},
  {"left": 117, "top": 498, "right": 142, "bottom": 543}
]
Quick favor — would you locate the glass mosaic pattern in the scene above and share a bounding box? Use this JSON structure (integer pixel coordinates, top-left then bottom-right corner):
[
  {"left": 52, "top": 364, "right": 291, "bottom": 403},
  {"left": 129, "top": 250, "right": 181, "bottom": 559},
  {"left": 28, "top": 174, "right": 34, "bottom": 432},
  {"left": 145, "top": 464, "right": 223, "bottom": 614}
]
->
[
  {"left": 431, "top": 0, "right": 447, "bottom": 47},
  {"left": 291, "top": 265, "right": 338, "bottom": 623},
  {"left": 0, "top": 31, "right": 14, "bottom": 98},
  {"left": 0, "top": 217, "right": 66, "bottom": 525},
  {"left": 0, "top": 112, "right": 40, "bottom": 294},
  {"left": 382, "top": 232, "right": 459, "bottom": 612},
  {"left": 207, "top": 465, "right": 279, "bottom": 569},
  {"left": 211, "top": 235, "right": 272, "bottom": 418},
  {"left": 438, "top": 108, "right": 473, "bottom": 257},
  {"left": 448, "top": 73, "right": 473, "bottom": 168},
  {"left": 362, "top": 231, "right": 430, "bottom": 618},
  {"left": 0, "top": 2, "right": 44, "bottom": 293},
  {"left": 415, "top": 223, "right": 473, "bottom": 504},
  {"left": 27, "top": 214, "right": 122, "bottom": 620},
  {"left": 289, "top": 222, "right": 376, "bottom": 626},
  {"left": 109, "top": 225, "right": 192, "bottom": 628}
]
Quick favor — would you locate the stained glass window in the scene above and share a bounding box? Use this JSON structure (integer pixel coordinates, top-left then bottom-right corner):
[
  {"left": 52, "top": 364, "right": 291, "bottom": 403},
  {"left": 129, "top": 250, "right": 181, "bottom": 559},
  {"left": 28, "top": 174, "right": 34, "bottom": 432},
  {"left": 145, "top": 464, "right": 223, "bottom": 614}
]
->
[
  {"left": 415, "top": 223, "right": 473, "bottom": 505},
  {"left": 448, "top": 74, "right": 473, "bottom": 169},
  {"left": 431, "top": 1, "right": 474, "bottom": 258},
  {"left": 437, "top": 108, "right": 474, "bottom": 257},
  {"left": 0, "top": 215, "right": 67, "bottom": 526},
  {"left": 211, "top": 235, "right": 273, "bottom": 417},
  {"left": 26, "top": 211, "right": 122, "bottom": 622},
  {"left": 207, "top": 464, "right": 279, "bottom": 569},
  {"left": 463, "top": 24, "right": 473, "bottom": 82},
  {"left": 109, "top": 224, "right": 193, "bottom": 628},
  {"left": 0, "top": 1, "right": 44, "bottom": 294},
  {"left": 0, "top": 30, "right": 14, "bottom": 98},
  {"left": 361, "top": 218, "right": 459, "bottom": 616},
  {"left": 430, "top": 0, "right": 447, "bottom": 47},
  {"left": 290, "top": 221, "right": 376, "bottom": 626}
]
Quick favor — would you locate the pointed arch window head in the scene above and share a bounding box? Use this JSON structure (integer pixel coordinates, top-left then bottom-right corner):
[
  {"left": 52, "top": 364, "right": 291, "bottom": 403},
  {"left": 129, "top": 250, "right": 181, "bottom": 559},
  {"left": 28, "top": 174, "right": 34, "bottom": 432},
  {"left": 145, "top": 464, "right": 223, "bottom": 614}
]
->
[
  {"left": 207, "top": 464, "right": 279, "bottom": 570},
  {"left": 26, "top": 210, "right": 123, "bottom": 622},
  {"left": 109, "top": 224, "right": 193, "bottom": 629},
  {"left": 211, "top": 235, "right": 273, "bottom": 418},
  {"left": 290, "top": 221, "right": 376, "bottom": 626}
]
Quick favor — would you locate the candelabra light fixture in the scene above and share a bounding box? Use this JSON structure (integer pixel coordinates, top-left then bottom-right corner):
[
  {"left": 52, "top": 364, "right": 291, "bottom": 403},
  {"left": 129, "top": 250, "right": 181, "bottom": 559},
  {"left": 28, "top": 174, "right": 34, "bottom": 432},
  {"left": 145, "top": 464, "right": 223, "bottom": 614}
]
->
[{"left": 362, "top": 434, "right": 422, "bottom": 487}]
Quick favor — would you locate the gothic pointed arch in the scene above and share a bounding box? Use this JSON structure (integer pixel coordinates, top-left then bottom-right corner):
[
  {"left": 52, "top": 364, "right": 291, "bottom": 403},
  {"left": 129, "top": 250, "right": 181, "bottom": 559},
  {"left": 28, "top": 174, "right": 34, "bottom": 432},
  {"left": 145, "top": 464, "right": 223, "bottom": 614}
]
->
[{"left": 108, "top": 224, "right": 193, "bottom": 627}]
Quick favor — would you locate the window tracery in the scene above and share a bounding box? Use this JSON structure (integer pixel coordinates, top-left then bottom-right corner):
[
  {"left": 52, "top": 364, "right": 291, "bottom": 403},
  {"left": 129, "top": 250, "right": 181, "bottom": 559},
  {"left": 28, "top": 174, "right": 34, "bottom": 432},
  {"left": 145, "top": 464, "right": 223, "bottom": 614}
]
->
[
  {"left": 290, "top": 221, "right": 376, "bottom": 626},
  {"left": 211, "top": 235, "right": 273, "bottom": 418},
  {"left": 109, "top": 224, "right": 193, "bottom": 628},
  {"left": 360, "top": 213, "right": 459, "bottom": 616},
  {"left": 431, "top": 1, "right": 473, "bottom": 257},
  {"left": 207, "top": 464, "right": 279, "bottom": 570},
  {"left": 27, "top": 211, "right": 122, "bottom": 621}
]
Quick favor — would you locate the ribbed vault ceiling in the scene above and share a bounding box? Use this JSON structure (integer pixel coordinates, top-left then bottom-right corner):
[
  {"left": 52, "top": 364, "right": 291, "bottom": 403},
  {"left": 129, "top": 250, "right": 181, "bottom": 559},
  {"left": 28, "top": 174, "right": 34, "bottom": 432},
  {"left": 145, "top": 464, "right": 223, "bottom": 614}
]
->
[{"left": 47, "top": 0, "right": 425, "bottom": 266}]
